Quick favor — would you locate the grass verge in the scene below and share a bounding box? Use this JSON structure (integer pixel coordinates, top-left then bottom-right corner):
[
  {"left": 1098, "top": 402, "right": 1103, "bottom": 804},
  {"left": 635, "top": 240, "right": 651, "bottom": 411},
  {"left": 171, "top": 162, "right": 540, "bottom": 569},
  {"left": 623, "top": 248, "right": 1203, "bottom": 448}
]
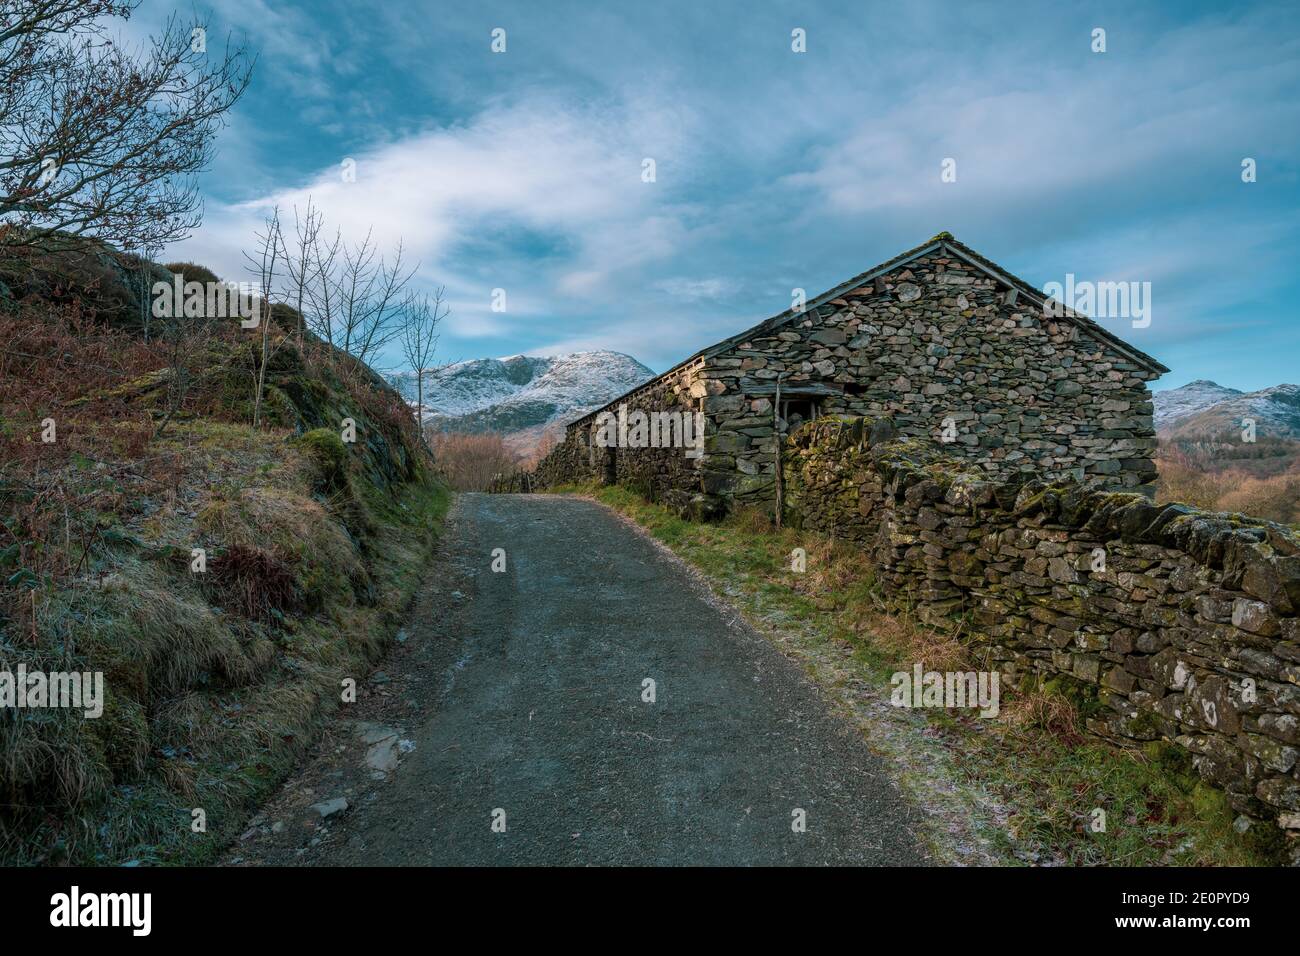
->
[{"left": 1, "top": 409, "right": 449, "bottom": 866}]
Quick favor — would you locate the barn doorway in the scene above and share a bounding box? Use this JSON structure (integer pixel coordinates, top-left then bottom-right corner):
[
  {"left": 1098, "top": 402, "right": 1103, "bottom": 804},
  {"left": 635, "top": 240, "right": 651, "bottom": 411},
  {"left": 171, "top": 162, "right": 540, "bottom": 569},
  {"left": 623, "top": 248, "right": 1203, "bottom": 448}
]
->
[
  {"left": 778, "top": 396, "right": 820, "bottom": 432},
  {"left": 602, "top": 444, "right": 616, "bottom": 484}
]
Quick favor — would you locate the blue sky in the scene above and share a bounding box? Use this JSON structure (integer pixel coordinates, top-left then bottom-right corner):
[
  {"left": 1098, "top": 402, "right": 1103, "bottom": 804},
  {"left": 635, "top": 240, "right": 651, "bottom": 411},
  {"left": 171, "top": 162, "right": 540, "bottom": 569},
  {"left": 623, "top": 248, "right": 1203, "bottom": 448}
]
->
[{"left": 154, "top": 0, "right": 1299, "bottom": 391}]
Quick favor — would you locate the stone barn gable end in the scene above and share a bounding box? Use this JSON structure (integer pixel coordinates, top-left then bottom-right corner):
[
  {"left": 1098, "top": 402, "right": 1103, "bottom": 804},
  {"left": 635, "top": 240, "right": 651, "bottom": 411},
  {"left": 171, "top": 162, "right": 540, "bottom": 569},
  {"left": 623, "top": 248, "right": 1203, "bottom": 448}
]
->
[{"left": 532, "top": 233, "right": 1169, "bottom": 516}]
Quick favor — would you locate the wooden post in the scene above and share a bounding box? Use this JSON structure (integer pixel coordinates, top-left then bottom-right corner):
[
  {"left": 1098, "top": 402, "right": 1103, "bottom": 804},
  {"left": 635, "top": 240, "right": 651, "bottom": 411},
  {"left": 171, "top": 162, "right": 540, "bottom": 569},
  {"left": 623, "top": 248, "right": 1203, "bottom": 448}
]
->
[{"left": 774, "top": 373, "right": 783, "bottom": 529}]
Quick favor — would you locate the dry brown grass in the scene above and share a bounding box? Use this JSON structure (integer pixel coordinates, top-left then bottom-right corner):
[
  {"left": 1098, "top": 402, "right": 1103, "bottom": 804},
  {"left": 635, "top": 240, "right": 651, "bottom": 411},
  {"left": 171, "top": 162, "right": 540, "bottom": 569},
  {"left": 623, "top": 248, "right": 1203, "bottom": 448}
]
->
[
  {"left": 207, "top": 544, "right": 300, "bottom": 620},
  {"left": 868, "top": 612, "right": 973, "bottom": 674},
  {"left": 84, "top": 560, "right": 261, "bottom": 695},
  {"left": 787, "top": 535, "right": 860, "bottom": 596},
  {"left": 998, "top": 684, "right": 1084, "bottom": 745},
  {"left": 729, "top": 505, "right": 775, "bottom": 535}
]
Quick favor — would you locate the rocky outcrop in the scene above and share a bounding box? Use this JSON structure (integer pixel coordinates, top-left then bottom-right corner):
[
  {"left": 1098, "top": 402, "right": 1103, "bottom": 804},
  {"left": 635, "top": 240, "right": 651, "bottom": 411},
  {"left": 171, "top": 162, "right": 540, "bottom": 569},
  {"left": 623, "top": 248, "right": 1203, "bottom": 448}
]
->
[
  {"left": 0, "top": 239, "right": 174, "bottom": 330},
  {"left": 786, "top": 415, "right": 1300, "bottom": 857}
]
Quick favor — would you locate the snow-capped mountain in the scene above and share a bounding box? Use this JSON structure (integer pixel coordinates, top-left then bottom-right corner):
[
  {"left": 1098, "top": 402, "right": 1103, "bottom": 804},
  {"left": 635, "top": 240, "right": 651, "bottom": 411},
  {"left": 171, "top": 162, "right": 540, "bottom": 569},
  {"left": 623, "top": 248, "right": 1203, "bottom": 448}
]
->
[
  {"left": 1154, "top": 380, "right": 1300, "bottom": 439},
  {"left": 1152, "top": 380, "right": 1244, "bottom": 430},
  {"left": 389, "top": 350, "right": 654, "bottom": 439}
]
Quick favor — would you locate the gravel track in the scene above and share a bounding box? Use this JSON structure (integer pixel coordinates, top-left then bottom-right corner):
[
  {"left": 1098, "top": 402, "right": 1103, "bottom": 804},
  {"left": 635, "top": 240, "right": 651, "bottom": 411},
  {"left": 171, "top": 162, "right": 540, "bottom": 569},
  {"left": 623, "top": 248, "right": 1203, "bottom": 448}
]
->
[{"left": 231, "top": 493, "right": 929, "bottom": 866}]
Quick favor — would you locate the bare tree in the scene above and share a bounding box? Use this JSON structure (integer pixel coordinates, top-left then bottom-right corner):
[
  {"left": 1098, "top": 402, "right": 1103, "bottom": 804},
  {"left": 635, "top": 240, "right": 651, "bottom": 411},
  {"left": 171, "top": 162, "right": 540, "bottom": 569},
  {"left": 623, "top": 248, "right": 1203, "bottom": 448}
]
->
[
  {"left": 132, "top": 239, "right": 163, "bottom": 342},
  {"left": 281, "top": 198, "right": 323, "bottom": 345},
  {"left": 287, "top": 204, "right": 416, "bottom": 367},
  {"left": 335, "top": 230, "right": 415, "bottom": 364},
  {"left": 300, "top": 216, "right": 343, "bottom": 353},
  {"left": 432, "top": 432, "right": 519, "bottom": 491},
  {"left": 0, "top": 1, "right": 254, "bottom": 252},
  {"left": 243, "top": 207, "right": 285, "bottom": 428},
  {"left": 398, "top": 287, "right": 447, "bottom": 451}
]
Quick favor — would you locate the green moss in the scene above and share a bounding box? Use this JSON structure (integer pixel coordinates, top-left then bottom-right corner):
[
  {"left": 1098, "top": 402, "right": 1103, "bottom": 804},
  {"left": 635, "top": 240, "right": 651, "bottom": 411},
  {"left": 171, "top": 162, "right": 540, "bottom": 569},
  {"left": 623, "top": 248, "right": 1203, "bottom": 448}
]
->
[
  {"left": 87, "top": 689, "right": 151, "bottom": 781},
  {"left": 1190, "top": 782, "right": 1229, "bottom": 820},
  {"left": 1129, "top": 710, "right": 1165, "bottom": 739},
  {"left": 1142, "top": 739, "right": 1193, "bottom": 778},
  {"left": 259, "top": 384, "right": 298, "bottom": 429},
  {"left": 294, "top": 427, "right": 347, "bottom": 487},
  {"left": 1038, "top": 674, "right": 1105, "bottom": 718}
]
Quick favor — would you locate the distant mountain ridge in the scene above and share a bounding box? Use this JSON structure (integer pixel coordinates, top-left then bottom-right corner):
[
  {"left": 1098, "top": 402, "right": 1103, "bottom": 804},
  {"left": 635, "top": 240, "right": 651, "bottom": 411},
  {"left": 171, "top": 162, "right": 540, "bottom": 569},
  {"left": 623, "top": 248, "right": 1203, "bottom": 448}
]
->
[
  {"left": 389, "top": 350, "right": 653, "bottom": 441},
  {"left": 1154, "top": 380, "right": 1300, "bottom": 439}
]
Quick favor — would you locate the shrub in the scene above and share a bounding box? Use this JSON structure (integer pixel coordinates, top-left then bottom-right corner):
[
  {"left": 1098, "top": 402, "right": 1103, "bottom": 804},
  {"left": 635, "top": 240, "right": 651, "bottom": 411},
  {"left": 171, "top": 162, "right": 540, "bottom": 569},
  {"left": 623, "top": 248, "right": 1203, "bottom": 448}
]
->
[
  {"left": 433, "top": 431, "right": 520, "bottom": 490},
  {"left": 206, "top": 543, "right": 301, "bottom": 620},
  {"left": 1156, "top": 456, "right": 1300, "bottom": 525},
  {"left": 294, "top": 427, "right": 348, "bottom": 489},
  {"left": 162, "top": 262, "right": 221, "bottom": 286}
]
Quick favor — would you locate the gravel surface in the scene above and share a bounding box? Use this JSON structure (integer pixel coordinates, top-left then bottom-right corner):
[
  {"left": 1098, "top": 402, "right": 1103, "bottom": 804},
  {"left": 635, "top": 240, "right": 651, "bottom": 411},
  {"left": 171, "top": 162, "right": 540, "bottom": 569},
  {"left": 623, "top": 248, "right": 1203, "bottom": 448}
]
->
[{"left": 230, "top": 493, "right": 930, "bottom": 866}]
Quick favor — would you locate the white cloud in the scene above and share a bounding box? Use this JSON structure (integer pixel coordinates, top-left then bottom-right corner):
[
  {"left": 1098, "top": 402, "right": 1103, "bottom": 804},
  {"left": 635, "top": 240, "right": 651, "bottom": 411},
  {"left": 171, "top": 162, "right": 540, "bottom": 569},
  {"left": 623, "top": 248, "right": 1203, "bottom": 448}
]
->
[
  {"left": 170, "top": 94, "right": 698, "bottom": 304},
  {"left": 782, "top": 13, "right": 1296, "bottom": 223},
  {"left": 654, "top": 276, "right": 741, "bottom": 302}
]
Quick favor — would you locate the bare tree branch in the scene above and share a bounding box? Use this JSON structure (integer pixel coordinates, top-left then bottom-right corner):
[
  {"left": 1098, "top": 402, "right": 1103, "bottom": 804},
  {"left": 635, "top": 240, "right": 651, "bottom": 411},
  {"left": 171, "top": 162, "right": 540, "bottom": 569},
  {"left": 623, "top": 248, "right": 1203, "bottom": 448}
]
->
[
  {"left": 243, "top": 206, "right": 284, "bottom": 428},
  {"left": 399, "top": 286, "right": 447, "bottom": 452},
  {"left": 0, "top": 1, "right": 254, "bottom": 252},
  {"left": 282, "top": 198, "right": 419, "bottom": 368},
  {"left": 280, "top": 197, "right": 322, "bottom": 345}
]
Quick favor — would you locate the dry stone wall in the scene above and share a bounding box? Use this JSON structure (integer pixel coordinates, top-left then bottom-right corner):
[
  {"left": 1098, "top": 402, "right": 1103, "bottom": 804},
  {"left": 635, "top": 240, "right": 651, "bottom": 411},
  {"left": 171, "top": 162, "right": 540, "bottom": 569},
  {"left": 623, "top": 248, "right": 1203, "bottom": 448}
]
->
[{"left": 786, "top": 415, "right": 1300, "bottom": 856}]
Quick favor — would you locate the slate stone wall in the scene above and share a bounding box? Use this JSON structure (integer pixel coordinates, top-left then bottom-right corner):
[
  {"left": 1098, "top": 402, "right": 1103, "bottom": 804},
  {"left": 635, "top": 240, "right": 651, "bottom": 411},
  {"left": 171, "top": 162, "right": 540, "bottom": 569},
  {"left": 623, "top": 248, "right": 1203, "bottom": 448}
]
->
[{"left": 786, "top": 416, "right": 1300, "bottom": 856}]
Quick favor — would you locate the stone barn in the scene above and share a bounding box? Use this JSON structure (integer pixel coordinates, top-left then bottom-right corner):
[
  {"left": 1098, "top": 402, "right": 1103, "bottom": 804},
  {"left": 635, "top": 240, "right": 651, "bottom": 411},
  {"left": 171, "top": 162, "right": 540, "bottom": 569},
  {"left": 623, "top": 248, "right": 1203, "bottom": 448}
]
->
[{"left": 532, "top": 233, "right": 1168, "bottom": 516}]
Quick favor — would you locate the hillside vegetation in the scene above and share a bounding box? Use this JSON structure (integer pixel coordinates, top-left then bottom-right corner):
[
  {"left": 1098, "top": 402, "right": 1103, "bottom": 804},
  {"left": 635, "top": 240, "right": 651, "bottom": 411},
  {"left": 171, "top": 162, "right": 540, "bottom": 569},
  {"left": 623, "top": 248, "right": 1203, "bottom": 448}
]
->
[
  {"left": 1155, "top": 437, "right": 1300, "bottom": 526},
  {"left": 0, "top": 241, "right": 447, "bottom": 864},
  {"left": 1152, "top": 380, "right": 1300, "bottom": 526}
]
